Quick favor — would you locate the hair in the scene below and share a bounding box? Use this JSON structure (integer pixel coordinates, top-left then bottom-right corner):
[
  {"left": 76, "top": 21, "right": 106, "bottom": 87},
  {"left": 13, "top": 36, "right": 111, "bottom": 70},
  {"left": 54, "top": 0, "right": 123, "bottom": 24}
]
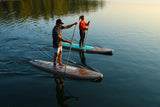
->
[{"left": 79, "top": 15, "right": 84, "bottom": 21}]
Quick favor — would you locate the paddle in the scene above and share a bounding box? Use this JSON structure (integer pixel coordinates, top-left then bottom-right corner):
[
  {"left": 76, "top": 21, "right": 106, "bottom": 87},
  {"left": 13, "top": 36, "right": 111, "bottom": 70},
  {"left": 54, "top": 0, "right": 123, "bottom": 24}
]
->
[
  {"left": 65, "top": 24, "right": 77, "bottom": 73},
  {"left": 84, "top": 23, "right": 90, "bottom": 53}
]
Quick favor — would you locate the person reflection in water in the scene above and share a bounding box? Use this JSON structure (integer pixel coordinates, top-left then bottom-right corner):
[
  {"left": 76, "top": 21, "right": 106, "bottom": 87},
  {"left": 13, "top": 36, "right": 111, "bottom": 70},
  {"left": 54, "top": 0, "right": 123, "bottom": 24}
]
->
[
  {"left": 79, "top": 52, "right": 86, "bottom": 65},
  {"left": 55, "top": 76, "right": 79, "bottom": 107}
]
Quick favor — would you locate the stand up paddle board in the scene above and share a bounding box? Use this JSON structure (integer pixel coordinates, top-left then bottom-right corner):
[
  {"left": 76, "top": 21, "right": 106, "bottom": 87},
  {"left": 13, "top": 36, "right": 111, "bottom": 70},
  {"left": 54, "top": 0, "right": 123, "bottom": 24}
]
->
[
  {"left": 29, "top": 59, "right": 103, "bottom": 80},
  {"left": 62, "top": 42, "right": 113, "bottom": 55}
]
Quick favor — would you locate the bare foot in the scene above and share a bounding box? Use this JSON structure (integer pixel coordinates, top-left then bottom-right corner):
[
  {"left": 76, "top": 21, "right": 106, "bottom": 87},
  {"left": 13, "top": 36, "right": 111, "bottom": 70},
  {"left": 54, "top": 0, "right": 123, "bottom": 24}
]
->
[
  {"left": 54, "top": 66, "right": 60, "bottom": 70},
  {"left": 59, "top": 63, "right": 65, "bottom": 66}
]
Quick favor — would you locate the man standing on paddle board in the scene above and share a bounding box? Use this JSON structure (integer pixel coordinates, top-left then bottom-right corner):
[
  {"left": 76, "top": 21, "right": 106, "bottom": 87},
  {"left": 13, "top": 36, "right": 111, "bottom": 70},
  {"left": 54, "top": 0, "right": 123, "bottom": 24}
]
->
[
  {"left": 52, "top": 19, "right": 77, "bottom": 69},
  {"left": 79, "top": 15, "right": 90, "bottom": 48}
]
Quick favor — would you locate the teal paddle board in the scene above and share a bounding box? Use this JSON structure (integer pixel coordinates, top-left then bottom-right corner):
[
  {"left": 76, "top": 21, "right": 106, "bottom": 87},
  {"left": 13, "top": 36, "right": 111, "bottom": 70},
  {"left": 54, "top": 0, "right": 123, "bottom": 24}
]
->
[
  {"left": 62, "top": 42, "right": 113, "bottom": 55},
  {"left": 62, "top": 42, "right": 93, "bottom": 50}
]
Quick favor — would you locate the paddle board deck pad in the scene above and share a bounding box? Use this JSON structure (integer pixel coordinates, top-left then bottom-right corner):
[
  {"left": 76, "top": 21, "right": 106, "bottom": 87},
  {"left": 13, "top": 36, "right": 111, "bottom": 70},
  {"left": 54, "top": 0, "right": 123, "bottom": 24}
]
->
[
  {"left": 62, "top": 42, "right": 113, "bottom": 55},
  {"left": 29, "top": 60, "right": 103, "bottom": 80}
]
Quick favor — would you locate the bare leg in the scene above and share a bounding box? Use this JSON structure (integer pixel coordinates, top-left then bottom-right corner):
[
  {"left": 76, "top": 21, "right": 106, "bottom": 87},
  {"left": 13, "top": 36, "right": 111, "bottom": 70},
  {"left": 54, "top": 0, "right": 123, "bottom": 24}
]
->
[
  {"left": 59, "top": 53, "right": 65, "bottom": 66},
  {"left": 54, "top": 55, "right": 60, "bottom": 69}
]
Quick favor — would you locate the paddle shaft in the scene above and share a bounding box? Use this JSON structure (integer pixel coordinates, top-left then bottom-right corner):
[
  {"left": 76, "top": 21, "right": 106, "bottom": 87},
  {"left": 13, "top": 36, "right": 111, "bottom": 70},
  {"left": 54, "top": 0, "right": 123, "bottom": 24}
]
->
[
  {"left": 84, "top": 24, "right": 90, "bottom": 52},
  {"left": 65, "top": 24, "right": 77, "bottom": 73}
]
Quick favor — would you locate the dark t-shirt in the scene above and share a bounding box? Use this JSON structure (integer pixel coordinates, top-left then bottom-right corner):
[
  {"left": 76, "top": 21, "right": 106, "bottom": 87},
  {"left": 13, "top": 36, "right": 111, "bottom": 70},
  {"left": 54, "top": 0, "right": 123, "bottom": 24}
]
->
[{"left": 52, "top": 26, "right": 64, "bottom": 48}]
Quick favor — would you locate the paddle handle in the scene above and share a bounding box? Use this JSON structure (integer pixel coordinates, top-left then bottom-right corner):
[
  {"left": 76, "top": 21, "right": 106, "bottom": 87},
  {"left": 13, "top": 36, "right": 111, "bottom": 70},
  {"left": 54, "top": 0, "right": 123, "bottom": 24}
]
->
[
  {"left": 65, "top": 24, "right": 77, "bottom": 73},
  {"left": 84, "top": 24, "right": 90, "bottom": 53}
]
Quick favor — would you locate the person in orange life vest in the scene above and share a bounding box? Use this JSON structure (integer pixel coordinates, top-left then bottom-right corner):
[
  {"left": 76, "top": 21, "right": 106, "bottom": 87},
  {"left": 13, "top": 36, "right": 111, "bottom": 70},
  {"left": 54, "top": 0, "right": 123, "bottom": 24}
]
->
[{"left": 79, "top": 15, "right": 90, "bottom": 48}]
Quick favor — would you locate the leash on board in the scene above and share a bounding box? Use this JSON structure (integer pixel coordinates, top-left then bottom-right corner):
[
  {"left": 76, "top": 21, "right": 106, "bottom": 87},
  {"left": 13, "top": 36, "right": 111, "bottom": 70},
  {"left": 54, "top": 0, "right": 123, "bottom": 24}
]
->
[
  {"left": 65, "top": 24, "right": 77, "bottom": 75},
  {"left": 84, "top": 24, "right": 90, "bottom": 53}
]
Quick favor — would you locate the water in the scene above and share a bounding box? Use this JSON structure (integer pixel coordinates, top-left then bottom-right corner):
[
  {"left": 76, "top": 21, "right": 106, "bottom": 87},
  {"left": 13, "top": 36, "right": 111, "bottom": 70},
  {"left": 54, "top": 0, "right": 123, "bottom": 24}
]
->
[{"left": 1, "top": 0, "right": 160, "bottom": 106}]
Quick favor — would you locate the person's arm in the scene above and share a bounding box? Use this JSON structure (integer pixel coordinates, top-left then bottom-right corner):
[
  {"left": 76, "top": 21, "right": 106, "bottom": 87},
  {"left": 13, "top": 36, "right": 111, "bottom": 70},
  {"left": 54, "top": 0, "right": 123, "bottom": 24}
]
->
[
  {"left": 63, "top": 22, "right": 78, "bottom": 29},
  {"left": 81, "top": 21, "right": 88, "bottom": 30},
  {"left": 85, "top": 21, "right": 90, "bottom": 26},
  {"left": 58, "top": 35, "right": 73, "bottom": 44}
]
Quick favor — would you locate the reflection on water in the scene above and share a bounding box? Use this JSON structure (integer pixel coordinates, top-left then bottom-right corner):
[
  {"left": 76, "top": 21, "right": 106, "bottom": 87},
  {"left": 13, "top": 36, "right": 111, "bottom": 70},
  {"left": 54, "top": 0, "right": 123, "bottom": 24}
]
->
[
  {"left": 0, "top": 0, "right": 105, "bottom": 20},
  {"left": 1, "top": 0, "right": 160, "bottom": 106},
  {"left": 79, "top": 52, "right": 86, "bottom": 65},
  {"left": 54, "top": 76, "right": 79, "bottom": 107}
]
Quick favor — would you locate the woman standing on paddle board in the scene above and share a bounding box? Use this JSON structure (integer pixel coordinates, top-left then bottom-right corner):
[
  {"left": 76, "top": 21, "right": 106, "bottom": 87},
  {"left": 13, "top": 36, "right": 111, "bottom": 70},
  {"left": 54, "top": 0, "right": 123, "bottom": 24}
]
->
[
  {"left": 52, "top": 19, "right": 77, "bottom": 69},
  {"left": 79, "top": 15, "right": 90, "bottom": 48}
]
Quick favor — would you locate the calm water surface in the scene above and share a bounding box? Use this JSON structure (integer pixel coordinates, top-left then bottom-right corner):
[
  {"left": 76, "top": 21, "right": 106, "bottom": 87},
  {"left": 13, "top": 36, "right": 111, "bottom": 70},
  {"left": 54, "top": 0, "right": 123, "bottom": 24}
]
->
[{"left": 0, "top": 0, "right": 160, "bottom": 107}]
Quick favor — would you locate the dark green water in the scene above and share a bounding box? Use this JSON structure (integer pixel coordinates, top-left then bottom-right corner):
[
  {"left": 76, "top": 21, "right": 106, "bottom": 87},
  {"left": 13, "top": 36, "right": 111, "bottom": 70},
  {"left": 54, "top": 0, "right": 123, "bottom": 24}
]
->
[{"left": 1, "top": 0, "right": 160, "bottom": 107}]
